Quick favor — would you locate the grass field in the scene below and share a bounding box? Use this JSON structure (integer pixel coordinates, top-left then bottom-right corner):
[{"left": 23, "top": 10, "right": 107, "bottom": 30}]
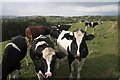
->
[{"left": 0, "top": 21, "right": 119, "bottom": 79}]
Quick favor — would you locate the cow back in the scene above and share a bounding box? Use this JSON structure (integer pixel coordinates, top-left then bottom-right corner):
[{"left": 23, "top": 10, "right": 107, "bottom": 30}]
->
[
  {"left": 11, "top": 35, "right": 27, "bottom": 60},
  {"left": 29, "top": 26, "right": 50, "bottom": 39}
]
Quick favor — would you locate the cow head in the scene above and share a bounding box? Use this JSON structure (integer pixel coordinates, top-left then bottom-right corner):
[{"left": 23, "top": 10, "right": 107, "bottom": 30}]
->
[
  {"left": 72, "top": 29, "right": 94, "bottom": 59},
  {"left": 31, "top": 35, "right": 62, "bottom": 79},
  {"left": 34, "top": 47, "right": 62, "bottom": 79},
  {"left": 50, "top": 27, "right": 61, "bottom": 39},
  {"left": 94, "top": 22, "right": 98, "bottom": 26}
]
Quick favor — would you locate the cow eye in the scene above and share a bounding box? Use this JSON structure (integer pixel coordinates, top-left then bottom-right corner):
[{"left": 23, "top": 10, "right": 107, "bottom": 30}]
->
[
  {"left": 34, "top": 55, "right": 40, "bottom": 60},
  {"left": 41, "top": 58, "right": 46, "bottom": 63},
  {"left": 61, "top": 36, "right": 64, "bottom": 39},
  {"left": 33, "top": 53, "right": 42, "bottom": 60}
]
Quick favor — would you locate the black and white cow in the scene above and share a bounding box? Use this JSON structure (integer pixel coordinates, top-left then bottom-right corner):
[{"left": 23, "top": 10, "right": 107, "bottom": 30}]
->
[
  {"left": 49, "top": 27, "right": 61, "bottom": 45},
  {"left": 2, "top": 35, "right": 27, "bottom": 80},
  {"left": 30, "top": 35, "right": 62, "bottom": 80},
  {"left": 49, "top": 24, "right": 71, "bottom": 45},
  {"left": 57, "top": 24, "right": 71, "bottom": 31},
  {"left": 57, "top": 30, "right": 94, "bottom": 79},
  {"left": 85, "top": 21, "right": 98, "bottom": 32}
]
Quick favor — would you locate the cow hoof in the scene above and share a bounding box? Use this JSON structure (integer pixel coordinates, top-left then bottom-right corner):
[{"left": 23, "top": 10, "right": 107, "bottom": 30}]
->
[
  {"left": 76, "top": 78, "right": 80, "bottom": 80},
  {"left": 69, "top": 78, "right": 73, "bottom": 80},
  {"left": 69, "top": 73, "right": 73, "bottom": 79}
]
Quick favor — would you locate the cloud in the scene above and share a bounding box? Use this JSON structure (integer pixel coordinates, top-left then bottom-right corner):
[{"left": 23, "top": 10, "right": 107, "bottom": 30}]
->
[{"left": 2, "top": 2, "right": 118, "bottom": 16}]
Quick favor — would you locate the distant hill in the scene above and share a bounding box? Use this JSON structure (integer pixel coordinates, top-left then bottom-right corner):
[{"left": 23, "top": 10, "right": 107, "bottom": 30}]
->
[{"left": 2, "top": 16, "right": 19, "bottom": 19}]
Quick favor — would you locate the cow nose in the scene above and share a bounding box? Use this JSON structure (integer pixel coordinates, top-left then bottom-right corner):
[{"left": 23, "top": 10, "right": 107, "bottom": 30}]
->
[
  {"left": 75, "top": 56, "right": 79, "bottom": 59},
  {"left": 75, "top": 55, "right": 81, "bottom": 61},
  {"left": 45, "top": 71, "right": 52, "bottom": 78}
]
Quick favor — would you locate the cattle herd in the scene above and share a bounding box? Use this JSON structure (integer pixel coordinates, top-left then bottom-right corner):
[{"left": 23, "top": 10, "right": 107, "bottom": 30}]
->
[{"left": 1, "top": 22, "right": 101, "bottom": 80}]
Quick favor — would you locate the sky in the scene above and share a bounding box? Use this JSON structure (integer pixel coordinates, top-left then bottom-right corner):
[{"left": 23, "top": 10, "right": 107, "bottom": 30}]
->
[
  {"left": 1, "top": 1, "right": 119, "bottom": 16},
  {"left": 1, "top": 0, "right": 120, "bottom": 2}
]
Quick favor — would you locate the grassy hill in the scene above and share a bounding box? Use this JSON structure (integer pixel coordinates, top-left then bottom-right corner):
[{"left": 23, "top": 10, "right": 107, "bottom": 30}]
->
[{"left": 0, "top": 21, "right": 119, "bottom": 79}]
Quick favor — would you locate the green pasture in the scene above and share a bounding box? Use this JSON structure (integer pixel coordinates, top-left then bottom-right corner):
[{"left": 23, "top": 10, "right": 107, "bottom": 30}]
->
[{"left": 0, "top": 21, "right": 119, "bottom": 79}]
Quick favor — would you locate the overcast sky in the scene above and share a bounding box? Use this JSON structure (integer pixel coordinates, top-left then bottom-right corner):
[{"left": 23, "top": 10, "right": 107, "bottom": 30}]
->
[
  {"left": 1, "top": 0, "right": 120, "bottom": 2},
  {"left": 2, "top": 2, "right": 118, "bottom": 16}
]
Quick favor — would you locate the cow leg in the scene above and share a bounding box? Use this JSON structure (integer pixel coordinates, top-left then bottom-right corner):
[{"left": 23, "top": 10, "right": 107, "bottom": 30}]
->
[
  {"left": 12, "top": 70, "right": 20, "bottom": 79},
  {"left": 55, "top": 39, "right": 57, "bottom": 46},
  {"left": 36, "top": 71, "right": 44, "bottom": 80},
  {"left": 36, "top": 68, "right": 41, "bottom": 80},
  {"left": 12, "top": 63, "right": 20, "bottom": 79},
  {"left": 36, "top": 73, "right": 41, "bottom": 80},
  {"left": 77, "top": 58, "right": 86, "bottom": 79},
  {"left": 1, "top": 74, "right": 8, "bottom": 80},
  {"left": 68, "top": 55, "right": 75, "bottom": 79},
  {"left": 2, "top": 69, "right": 8, "bottom": 80},
  {"left": 53, "top": 38, "right": 57, "bottom": 46},
  {"left": 69, "top": 62, "right": 74, "bottom": 79},
  {"left": 56, "top": 59, "right": 60, "bottom": 69},
  {"left": 8, "top": 74, "right": 12, "bottom": 80}
]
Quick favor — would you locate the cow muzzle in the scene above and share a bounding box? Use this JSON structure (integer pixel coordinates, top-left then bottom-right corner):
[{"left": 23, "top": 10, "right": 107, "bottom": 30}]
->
[
  {"left": 45, "top": 71, "right": 52, "bottom": 78},
  {"left": 75, "top": 56, "right": 80, "bottom": 59},
  {"left": 75, "top": 55, "right": 81, "bottom": 61}
]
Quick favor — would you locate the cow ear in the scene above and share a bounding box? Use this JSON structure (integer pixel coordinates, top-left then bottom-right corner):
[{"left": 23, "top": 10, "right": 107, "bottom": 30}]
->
[
  {"left": 86, "top": 34, "right": 95, "bottom": 40},
  {"left": 55, "top": 52, "right": 66, "bottom": 59}
]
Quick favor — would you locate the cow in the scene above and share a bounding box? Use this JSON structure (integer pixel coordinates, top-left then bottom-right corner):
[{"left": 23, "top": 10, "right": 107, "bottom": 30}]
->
[
  {"left": 49, "top": 26, "right": 61, "bottom": 45},
  {"left": 85, "top": 21, "right": 99, "bottom": 33},
  {"left": 57, "top": 24, "right": 71, "bottom": 31},
  {"left": 25, "top": 26, "right": 50, "bottom": 44},
  {"left": 50, "top": 26, "right": 60, "bottom": 39},
  {"left": 2, "top": 35, "right": 27, "bottom": 80},
  {"left": 49, "top": 24, "right": 71, "bottom": 45},
  {"left": 50, "top": 24, "right": 72, "bottom": 39},
  {"left": 30, "top": 35, "right": 62, "bottom": 80},
  {"left": 57, "top": 29, "right": 94, "bottom": 79}
]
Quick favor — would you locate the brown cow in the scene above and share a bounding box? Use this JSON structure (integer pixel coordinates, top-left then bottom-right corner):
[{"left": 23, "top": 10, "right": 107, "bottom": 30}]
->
[{"left": 25, "top": 26, "right": 50, "bottom": 43}]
